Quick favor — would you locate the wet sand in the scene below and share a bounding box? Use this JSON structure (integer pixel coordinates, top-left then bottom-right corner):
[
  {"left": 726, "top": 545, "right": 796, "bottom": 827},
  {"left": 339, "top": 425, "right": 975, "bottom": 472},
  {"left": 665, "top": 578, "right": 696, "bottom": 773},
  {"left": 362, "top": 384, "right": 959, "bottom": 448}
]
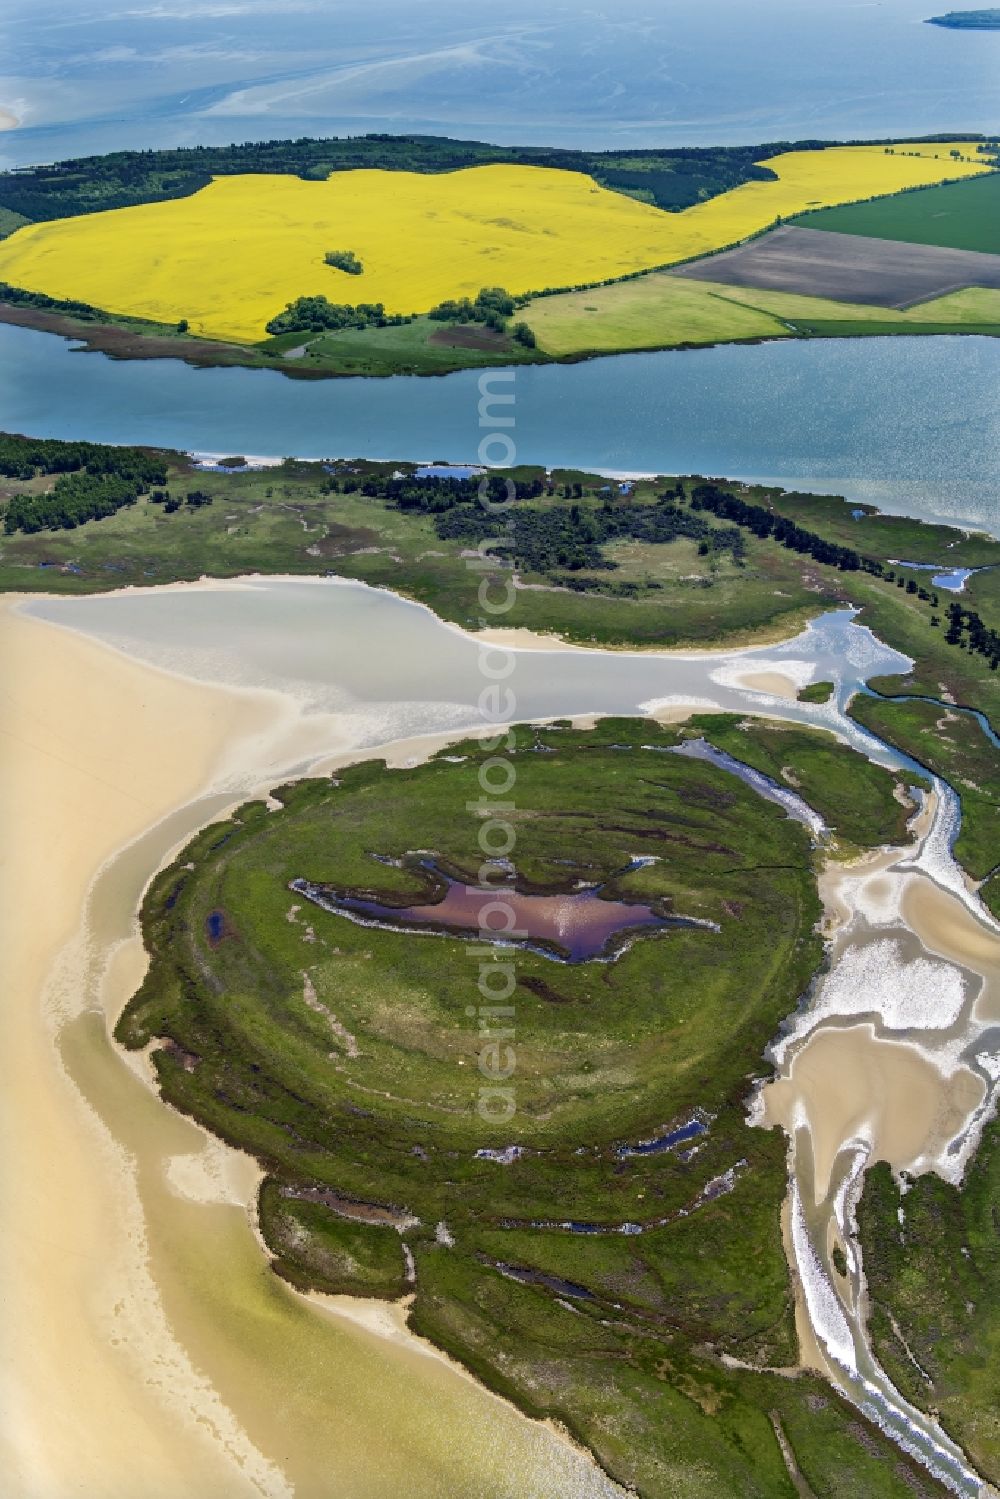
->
[
  {"left": 733, "top": 670, "right": 802, "bottom": 700},
  {"left": 765, "top": 1024, "right": 985, "bottom": 1202},
  {"left": 760, "top": 786, "right": 1000, "bottom": 1495},
  {"left": 0, "top": 598, "right": 623, "bottom": 1499}
]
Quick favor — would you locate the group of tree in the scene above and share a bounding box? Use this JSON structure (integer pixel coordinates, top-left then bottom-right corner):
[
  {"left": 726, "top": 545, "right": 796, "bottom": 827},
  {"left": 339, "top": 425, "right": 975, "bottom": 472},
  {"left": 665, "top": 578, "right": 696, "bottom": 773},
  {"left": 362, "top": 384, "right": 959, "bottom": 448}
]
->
[
  {"left": 428, "top": 286, "right": 516, "bottom": 330},
  {"left": 426, "top": 286, "right": 536, "bottom": 345},
  {"left": 6, "top": 472, "right": 143, "bottom": 533},
  {"left": 322, "top": 470, "right": 546, "bottom": 512},
  {"left": 265, "top": 296, "right": 411, "bottom": 335},
  {"left": 944, "top": 600, "right": 1000, "bottom": 670},
  {"left": 1, "top": 432, "right": 167, "bottom": 533},
  {"left": 433, "top": 488, "right": 743, "bottom": 577},
  {"left": 323, "top": 250, "right": 363, "bottom": 274}
]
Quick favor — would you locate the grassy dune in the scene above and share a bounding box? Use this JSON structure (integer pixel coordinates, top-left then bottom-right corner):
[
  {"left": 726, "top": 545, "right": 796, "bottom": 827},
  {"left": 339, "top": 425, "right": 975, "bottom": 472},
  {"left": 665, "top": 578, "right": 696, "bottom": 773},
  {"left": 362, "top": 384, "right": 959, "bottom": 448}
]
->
[{"left": 0, "top": 143, "right": 987, "bottom": 342}]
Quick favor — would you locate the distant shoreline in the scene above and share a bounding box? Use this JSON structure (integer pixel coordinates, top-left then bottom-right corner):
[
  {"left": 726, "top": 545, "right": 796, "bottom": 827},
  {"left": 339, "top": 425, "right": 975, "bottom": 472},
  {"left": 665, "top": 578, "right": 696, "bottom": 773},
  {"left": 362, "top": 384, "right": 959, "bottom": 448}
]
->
[{"left": 926, "top": 9, "right": 1000, "bottom": 29}]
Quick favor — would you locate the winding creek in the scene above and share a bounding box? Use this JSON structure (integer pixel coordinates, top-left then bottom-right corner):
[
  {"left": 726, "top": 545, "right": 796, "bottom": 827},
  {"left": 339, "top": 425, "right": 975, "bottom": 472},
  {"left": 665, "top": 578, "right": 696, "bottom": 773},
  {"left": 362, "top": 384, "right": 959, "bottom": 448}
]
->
[{"left": 20, "top": 577, "right": 1000, "bottom": 1498}]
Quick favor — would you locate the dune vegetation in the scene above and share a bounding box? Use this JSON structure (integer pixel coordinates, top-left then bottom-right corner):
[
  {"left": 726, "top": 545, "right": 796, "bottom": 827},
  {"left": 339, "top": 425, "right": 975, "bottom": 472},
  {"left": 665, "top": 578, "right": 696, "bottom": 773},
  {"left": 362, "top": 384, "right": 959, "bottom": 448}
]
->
[{"left": 0, "top": 143, "right": 988, "bottom": 343}]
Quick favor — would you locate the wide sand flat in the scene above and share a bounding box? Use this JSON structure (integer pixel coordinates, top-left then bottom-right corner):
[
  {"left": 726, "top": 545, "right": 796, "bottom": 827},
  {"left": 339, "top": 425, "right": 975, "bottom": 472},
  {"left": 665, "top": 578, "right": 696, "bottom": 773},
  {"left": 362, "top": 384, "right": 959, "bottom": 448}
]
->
[
  {"left": 0, "top": 597, "right": 278, "bottom": 1497},
  {"left": 0, "top": 597, "right": 623, "bottom": 1499}
]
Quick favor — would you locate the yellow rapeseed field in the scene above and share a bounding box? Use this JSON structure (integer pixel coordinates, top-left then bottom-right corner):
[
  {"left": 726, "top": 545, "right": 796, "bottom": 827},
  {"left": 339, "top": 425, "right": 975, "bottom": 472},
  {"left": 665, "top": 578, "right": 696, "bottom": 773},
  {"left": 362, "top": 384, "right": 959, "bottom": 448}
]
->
[{"left": 0, "top": 142, "right": 988, "bottom": 342}]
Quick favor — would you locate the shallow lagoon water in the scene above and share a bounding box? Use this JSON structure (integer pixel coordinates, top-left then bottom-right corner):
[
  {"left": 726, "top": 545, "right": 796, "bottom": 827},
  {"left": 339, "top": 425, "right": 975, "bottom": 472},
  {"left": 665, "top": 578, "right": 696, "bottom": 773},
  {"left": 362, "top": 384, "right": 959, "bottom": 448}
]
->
[{"left": 22, "top": 576, "right": 913, "bottom": 746}]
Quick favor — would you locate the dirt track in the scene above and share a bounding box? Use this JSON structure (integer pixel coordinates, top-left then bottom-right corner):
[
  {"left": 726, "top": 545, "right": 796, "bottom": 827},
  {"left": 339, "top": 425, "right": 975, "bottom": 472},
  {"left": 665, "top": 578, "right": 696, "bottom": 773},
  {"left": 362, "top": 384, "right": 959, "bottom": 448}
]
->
[{"left": 672, "top": 224, "right": 1000, "bottom": 308}]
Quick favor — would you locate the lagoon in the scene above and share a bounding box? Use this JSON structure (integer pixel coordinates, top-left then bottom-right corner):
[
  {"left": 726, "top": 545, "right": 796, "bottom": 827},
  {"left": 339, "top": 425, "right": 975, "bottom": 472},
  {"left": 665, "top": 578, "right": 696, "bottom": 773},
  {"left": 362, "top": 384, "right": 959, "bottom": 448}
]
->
[{"left": 1, "top": 323, "right": 999, "bottom": 535}]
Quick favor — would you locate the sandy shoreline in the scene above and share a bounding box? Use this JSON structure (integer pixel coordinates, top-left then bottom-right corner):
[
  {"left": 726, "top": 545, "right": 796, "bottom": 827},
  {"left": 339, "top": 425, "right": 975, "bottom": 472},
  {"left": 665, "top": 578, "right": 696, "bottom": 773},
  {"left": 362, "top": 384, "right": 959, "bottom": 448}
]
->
[
  {"left": 0, "top": 596, "right": 279, "bottom": 1496},
  {"left": 0, "top": 595, "right": 623, "bottom": 1499}
]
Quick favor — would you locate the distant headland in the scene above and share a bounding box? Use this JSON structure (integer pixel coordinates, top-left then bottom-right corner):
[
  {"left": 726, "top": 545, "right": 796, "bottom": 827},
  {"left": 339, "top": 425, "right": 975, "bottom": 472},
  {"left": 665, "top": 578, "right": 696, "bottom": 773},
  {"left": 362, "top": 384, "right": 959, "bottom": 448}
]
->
[{"left": 926, "top": 9, "right": 1000, "bottom": 27}]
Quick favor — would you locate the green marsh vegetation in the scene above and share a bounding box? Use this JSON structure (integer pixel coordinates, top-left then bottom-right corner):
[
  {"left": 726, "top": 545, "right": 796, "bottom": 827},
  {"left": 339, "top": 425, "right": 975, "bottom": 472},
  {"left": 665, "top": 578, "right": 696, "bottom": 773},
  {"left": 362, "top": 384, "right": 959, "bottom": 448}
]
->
[
  {"left": 118, "top": 720, "right": 939, "bottom": 1497},
  {"left": 798, "top": 680, "right": 835, "bottom": 703},
  {"left": 858, "top": 1119, "right": 1000, "bottom": 1486},
  {"left": 848, "top": 695, "right": 1000, "bottom": 878},
  {"left": 686, "top": 714, "right": 926, "bottom": 847}
]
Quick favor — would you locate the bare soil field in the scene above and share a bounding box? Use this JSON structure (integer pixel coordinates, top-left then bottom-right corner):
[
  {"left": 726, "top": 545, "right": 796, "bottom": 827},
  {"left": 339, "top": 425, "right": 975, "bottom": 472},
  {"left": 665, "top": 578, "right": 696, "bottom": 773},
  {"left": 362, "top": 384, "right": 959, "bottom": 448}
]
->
[
  {"left": 427, "top": 322, "right": 513, "bottom": 351},
  {"left": 672, "top": 224, "right": 1000, "bottom": 308}
]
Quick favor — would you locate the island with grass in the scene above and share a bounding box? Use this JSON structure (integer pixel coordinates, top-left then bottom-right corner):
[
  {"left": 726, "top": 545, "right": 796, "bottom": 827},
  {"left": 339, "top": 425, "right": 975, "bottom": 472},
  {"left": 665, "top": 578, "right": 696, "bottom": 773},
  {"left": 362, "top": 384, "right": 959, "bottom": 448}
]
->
[
  {"left": 116, "top": 714, "right": 951, "bottom": 1497},
  {"left": 0, "top": 131, "right": 997, "bottom": 377}
]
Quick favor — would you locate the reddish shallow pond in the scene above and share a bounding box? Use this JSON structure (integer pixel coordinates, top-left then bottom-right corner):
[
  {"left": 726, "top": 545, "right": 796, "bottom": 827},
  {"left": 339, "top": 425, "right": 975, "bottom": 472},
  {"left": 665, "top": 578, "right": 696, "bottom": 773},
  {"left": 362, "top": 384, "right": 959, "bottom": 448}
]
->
[{"left": 290, "top": 863, "right": 706, "bottom": 963}]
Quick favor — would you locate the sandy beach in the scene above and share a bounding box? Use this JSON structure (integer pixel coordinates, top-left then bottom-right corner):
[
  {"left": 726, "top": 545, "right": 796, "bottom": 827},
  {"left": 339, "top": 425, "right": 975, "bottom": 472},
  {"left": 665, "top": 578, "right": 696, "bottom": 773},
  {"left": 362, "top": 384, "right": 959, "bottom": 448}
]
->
[
  {"left": 0, "top": 596, "right": 278, "bottom": 1497},
  {"left": 0, "top": 596, "right": 623, "bottom": 1499}
]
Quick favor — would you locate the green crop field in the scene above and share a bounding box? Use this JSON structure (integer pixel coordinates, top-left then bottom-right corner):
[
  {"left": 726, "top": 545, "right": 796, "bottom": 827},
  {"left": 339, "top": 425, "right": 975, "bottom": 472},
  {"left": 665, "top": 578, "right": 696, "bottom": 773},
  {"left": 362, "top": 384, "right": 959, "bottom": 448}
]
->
[
  {"left": 787, "top": 171, "right": 1000, "bottom": 254},
  {"left": 116, "top": 718, "right": 941, "bottom": 1497}
]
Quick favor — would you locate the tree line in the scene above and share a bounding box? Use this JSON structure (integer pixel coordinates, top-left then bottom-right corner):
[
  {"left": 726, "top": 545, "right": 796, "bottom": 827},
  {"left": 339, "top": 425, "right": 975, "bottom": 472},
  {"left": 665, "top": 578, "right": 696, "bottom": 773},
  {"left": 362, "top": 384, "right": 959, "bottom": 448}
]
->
[
  {"left": 2, "top": 132, "right": 983, "bottom": 227},
  {"left": 689, "top": 483, "right": 885, "bottom": 576}
]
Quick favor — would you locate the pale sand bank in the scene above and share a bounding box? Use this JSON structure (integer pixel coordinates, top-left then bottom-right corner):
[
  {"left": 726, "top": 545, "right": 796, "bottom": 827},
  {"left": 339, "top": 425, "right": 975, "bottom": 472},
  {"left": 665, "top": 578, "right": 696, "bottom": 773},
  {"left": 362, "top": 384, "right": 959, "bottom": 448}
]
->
[
  {"left": 764, "top": 1024, "right": 984, "bottom": 1203},
  {"left": 0, "top": 598, "right": 280, "bottom": 1497},
  {"left": 0, "top": 597, "right": 622, "bottom": 1499},
  {"left": 733, "top": 670, "right": 802, "bottom": 700}
]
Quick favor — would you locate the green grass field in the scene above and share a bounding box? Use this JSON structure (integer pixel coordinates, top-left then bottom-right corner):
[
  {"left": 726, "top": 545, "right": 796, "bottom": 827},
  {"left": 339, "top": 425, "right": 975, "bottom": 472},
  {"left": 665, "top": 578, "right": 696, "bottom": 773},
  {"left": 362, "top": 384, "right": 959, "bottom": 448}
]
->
[
  {"left": 523, "top": 273, "right": 1000, "bottom": 357},
  {"left": 256, "top": 314, "right": 541, "bottom": 376},
  {"left": 787, "top": 172, "right": 1000, "bottom": 254},
  {"left": 116, "top": 719, "right": 940, "bottom": 1498}
]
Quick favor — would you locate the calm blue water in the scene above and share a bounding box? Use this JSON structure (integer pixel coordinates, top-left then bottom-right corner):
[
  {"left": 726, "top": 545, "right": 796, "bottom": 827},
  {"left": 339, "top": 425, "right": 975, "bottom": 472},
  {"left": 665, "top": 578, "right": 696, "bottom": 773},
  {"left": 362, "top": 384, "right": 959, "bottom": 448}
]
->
[
  {"left": 2, "top": 322, "right": 998, "bottom": 535},
  {"left": 2, "top": 0, "right": 997, "bottom": 166}
]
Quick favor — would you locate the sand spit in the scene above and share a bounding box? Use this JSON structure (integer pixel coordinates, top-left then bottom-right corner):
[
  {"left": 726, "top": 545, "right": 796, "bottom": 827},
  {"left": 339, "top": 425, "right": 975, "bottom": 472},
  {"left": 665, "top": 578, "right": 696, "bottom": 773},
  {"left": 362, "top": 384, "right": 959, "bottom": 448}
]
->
[{"left": 0, "top": 597, "right": 624, "bottom": 1499}]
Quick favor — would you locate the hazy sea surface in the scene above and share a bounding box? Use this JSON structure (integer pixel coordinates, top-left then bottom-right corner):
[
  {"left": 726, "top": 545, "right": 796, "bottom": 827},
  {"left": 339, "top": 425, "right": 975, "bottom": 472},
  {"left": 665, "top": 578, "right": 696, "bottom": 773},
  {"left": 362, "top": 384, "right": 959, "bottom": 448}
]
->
[
  {"left": 1, "top": 323, "right": 997, "bottom": 535},
  {"left": 1, "top": 0, "right": 997, "bottom": 166}
]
